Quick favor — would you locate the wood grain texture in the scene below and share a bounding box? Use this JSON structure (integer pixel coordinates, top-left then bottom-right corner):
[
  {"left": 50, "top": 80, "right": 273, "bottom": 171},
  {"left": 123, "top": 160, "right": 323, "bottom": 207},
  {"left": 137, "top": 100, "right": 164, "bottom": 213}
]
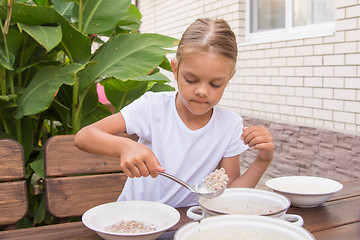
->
[
  {"left": 44, "top": 134, "right": 137, "bottom": 177},
  {"left": 45, "top": 173, "right": 127, "bottom": 218},
  {"left": 0, "top": 181, "right": 28, "bottom": 225},
  {"left": 0, "top": 139, "right": 24, "bottom": 181}
]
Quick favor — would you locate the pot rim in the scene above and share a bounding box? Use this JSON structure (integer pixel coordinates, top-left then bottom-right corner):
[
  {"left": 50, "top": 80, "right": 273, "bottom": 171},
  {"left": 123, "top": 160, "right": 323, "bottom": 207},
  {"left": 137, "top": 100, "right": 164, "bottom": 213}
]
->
[{"left": 197, "top": 188, "right": 291, "bottom": 216}]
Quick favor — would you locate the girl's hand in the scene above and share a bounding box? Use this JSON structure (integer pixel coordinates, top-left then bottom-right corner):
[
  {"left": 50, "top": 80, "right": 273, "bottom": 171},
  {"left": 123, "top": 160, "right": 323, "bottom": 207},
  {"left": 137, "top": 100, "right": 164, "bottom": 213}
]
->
[
  {"left": 241, "top": 126, "right": 274, "bottom": 162},
  {"left": 119, "top": 140, "right": 165, "bottom": 178}
]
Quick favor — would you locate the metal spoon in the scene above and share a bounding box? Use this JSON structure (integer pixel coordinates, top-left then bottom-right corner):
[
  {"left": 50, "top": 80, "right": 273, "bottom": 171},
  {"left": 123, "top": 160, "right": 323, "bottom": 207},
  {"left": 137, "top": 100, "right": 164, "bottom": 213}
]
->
[{"left": 158, "top": 172, "right": 226, "bottom": 199}]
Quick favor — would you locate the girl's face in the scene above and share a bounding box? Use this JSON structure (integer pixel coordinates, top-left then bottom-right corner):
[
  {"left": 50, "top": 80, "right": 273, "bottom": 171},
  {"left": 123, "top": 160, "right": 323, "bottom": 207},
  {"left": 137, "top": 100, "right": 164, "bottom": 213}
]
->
[{"left": 171, "top": 52, "right": 235, "bottom": 119}]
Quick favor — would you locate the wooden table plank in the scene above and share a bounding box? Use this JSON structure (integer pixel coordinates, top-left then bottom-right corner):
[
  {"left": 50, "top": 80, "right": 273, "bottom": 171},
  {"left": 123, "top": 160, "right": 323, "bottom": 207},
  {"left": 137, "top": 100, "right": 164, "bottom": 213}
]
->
[
  {"left": 312, "top": 222, "right": 360, "bottom": 240},
  {"left": 0, "top": 222, "right": 101, "bottom": 240},
  {"left": 288, "top": 195, "right": 360, "bottom": 233},
  {"left": 329, "top": 178, "right": 360, "bottom": 201}
]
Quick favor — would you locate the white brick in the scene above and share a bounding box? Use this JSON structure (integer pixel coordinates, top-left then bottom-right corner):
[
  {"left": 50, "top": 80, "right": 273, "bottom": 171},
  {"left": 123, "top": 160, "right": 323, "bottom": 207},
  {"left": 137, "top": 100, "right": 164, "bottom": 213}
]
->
[
  {"left": 279, "top": 105, "right": 295, "bottom": 115},
  {"left": 335, "top": 0, "right": 357, "bottom": 8},
  {"left": 345, "top": 54, "right": 360, "bottom": 65},
  {"left": 295, "top": 46, "right": 313, "bottom": 56},
  {"left": 345, "top": 5, "right": 360, "bottom": 18},
  {"left": 271, "top": 57, "right": 286, "bottom": 66},
  {"left": 334, "top": 111, "right": 356, "bottom": 124},
  {"left": 264, "top": 48, "right": 279, "bottom": 58},
  {"left": 279, "top": 67, "right": 295, "bottom": 76},
  {"left": 271, "top": 77, "right": 286, "bottom": 86},
  {"left": 314, "top": 44, "right": 334, "bottom": 55},
  {"left": 323, "top": 99, "right": 344, "bottom": 111},
  {"left": 345, "top": 78, "right": 360, "bottom": 88},
  {"left": 313, "top": 109, "right": 333, "bottom": 120},
  {"left": 323, "top": 54, "right": 345, "bottom": 65},
  {"left": 295, "top": 67, "right": 313, "bottom": 76},
  {"left": 324, "top": 31, "right": 345, "bottom": 43},
  {"left": 279, "top": 86, "right": 295, "bottom": 96},
  {"left": 286, "top": 77, "right": 303, "bottom": 86},
  {"left": 335, "top": 8, "right": 346, "bottom": 20},
  {"left": 295, "top": 107, "right": 312, "bottom": 117},
  {"left": 296, "top": 87, "right": 313, "bottom": 97},
  {"left": 257, "top": 58, "right": 271, "bottom": 67},
  {"left": 323, "top": 77, "right": 344, "bottom": 88},
  {"left": 287, "top": 57, "right": 303, "bottom": 66},
  {"left": 346, "top": 29, "right": 360, "bottom": 41},
  {"left": 334, "top": 89, "right": 357, "bottom": 100},
  {"left": 336, "top": 18, "right": 358, "bottom": 31},
  {"left": 279, "top": 47, "right": 296, "bottom": 57},
  {"left": 314, "top": 66, "right": 334, "bottom": 77},
  {"left": 304, "top": 56, "right": 323, "bottom": 66},
  {"left": 334, "top": 66, "right": 357, "bottom": 77},
  {"left": 304, "top": 97, "right": 322, "bottom": 108},
  {"left": 304, "top": 77, "right": 323, "bottom": 87},
  {"left": 271, "top": 95, "right": 286, "bottom": 104},
  {"left": 266, "top": 86, "right": 279, "bottom": 95},
  {"left": 335, "top": 42, "right": 357, "bottom": 53},
  {"left": 345, "top": 101, "right": 360, "bottom": 113},
  {"left": 334, "top": 122, "right": 345, "bottom": 130},
  {"left": 314, "top": 88, "right": 333, "bottom": 99},
  {"left": 304, "top": 37, "right": 323, "bottom": 45},
  {"left": 287, "top": 96, "right": 303, "bottom": 106}
]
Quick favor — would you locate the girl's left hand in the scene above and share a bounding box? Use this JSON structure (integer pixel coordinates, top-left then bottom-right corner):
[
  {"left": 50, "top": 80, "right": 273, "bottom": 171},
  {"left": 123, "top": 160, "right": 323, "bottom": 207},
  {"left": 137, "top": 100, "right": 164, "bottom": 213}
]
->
[{"left": 241, "top": 126, "right": 274, "bottom": 162}]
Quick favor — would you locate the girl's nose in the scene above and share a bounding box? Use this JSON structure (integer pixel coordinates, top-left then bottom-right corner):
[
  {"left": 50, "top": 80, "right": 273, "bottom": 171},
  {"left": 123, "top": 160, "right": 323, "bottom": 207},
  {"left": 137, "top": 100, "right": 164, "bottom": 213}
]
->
[{"left": 194, "top": 84, "right": 207, "bottom": 96}]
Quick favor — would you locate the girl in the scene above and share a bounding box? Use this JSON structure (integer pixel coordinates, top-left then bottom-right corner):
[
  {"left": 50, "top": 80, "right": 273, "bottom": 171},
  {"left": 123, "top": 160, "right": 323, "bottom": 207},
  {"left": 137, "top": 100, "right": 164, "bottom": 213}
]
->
[{"left": 75, "top": 18, "right": 274, "bottom": 208}]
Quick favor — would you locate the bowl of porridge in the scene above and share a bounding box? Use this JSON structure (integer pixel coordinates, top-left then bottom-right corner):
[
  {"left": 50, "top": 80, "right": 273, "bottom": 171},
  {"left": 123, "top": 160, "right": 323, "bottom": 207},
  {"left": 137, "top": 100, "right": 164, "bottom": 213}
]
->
[
  {"left": 266, "top": 176, "right": 343, "bottom": 208},
  {"left": 174, "top": 215, "right": 315, "bottom": 240},
  {"left": 82, "top": 201, "right": 180, "bottom": 240},
  {"left": 187, "top": 188, "right": 303, "bottom": 226}
]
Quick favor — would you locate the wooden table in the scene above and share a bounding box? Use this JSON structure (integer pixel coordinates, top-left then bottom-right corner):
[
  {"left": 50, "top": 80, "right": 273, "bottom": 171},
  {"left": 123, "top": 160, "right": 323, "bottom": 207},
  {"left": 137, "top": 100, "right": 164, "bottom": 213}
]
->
[{"left": 1, "top": 179, "right": 359, "bottom": 240}]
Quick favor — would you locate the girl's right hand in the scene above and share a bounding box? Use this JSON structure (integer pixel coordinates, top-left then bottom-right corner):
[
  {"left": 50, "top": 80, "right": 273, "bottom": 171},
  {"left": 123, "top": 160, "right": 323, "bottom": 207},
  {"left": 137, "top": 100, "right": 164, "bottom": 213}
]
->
[{"left": 119, "top": 140, "right": 165, "bottom": 178}]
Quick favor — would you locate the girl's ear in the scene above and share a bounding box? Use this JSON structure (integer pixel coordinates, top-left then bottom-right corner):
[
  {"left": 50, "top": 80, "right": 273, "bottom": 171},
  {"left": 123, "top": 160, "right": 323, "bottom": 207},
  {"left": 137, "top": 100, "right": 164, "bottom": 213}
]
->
[{"left": 171, "top": 59, "right": 178, "bottom": 80}]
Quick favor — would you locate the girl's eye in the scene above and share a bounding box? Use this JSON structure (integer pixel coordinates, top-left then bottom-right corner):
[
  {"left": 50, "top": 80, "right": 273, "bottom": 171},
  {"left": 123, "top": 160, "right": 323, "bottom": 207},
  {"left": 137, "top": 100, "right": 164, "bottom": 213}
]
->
[
  {"left": 185, "top": 78, "right": 195, "bottom": 84},
  {"left": 211, "top": 83, "right": 221, "bottom": 88}
]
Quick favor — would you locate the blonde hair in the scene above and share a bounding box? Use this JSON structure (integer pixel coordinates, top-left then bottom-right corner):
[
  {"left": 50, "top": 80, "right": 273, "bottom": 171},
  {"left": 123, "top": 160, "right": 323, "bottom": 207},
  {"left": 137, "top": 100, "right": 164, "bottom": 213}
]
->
[{"left": 176, "top": 18, "right": 238, "bottom": 68}]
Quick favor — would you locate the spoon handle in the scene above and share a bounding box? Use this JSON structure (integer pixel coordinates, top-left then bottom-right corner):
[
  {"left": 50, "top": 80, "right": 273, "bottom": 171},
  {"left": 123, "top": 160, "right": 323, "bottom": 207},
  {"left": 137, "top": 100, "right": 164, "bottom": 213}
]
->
[{"left": 158, "top": 172, "right": 196, "bottom": 193}]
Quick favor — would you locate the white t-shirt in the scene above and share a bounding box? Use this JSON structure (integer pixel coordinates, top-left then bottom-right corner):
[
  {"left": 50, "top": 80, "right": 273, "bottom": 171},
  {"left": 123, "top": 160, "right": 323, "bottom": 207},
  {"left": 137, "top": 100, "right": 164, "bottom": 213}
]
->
[{"left": 117, "top": 91, "right": 248, "bottom": 207}]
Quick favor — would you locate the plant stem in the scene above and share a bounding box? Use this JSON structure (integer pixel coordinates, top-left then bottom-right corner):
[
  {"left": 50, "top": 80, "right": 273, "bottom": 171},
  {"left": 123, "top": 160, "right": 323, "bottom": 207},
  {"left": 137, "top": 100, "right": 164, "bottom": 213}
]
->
[
  {"left": 0, "top": 66, "right": 6, "bottom": 95},
  {"left": 78, "top": 0, "right": 83, "bottom": 33},
  {"left": 72, "top": 74, "right": 80, "bottom": 134}
]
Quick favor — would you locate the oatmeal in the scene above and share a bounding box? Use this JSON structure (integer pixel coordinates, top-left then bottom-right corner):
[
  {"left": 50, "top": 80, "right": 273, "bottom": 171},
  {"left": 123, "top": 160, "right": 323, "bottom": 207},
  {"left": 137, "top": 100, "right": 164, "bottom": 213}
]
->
[
  {"left": 204, "top": 168, "right": 229, "bottom": 191},
  {"left": 104, "top": 220, "right": 158, "bottom": 234}
]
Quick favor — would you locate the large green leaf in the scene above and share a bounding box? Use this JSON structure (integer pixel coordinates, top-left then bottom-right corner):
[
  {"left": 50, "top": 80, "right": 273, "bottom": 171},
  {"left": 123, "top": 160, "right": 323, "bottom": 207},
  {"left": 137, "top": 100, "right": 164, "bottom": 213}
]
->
[
  {"left": 52, "top": 0, "right": 75, "bottom": 22},
  {"left": 80, "top": 0, "right": 130, "bottom": 34},
  {"left": 18, "top": 23, "right": 62, "bottom": 52},
  {"left": 102, "top": 79, "right": 148, "bottom": 110},
  {"left": 15, "top": 63, "right": 87, "bottom": 118},
  {"left": 79, "top": 33, "right": 178, "bottom": 91},
  {"left": 0, "top": 45, "right": 15, "bottom": 70},
  {"left": 8, "top": 3, "right": 91, "bottom": 62},
  {"left": 80, "top": 103, "right": 111, "bottom": 128},
  {"left": 116, "top": 4, "right": 142, "bottom": 32}
]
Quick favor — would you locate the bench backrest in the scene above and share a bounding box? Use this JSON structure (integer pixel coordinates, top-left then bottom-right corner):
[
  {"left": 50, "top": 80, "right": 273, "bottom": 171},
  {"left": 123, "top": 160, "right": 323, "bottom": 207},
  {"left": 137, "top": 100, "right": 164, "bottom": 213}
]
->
[
  {"left": 44, "top": 134, "right": 136, "bottom": 218},
  {"left": 0, "top": 139, "right": 27, "bottom": 226}
]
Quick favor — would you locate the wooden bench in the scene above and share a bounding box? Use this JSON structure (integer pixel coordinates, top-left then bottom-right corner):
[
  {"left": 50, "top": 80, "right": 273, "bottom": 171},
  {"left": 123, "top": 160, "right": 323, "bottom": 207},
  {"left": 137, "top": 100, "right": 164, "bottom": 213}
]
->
[
  {"left": 0, "top": 139, "right": 27, "bottom": 229},
  {"left": 44, "top": 134, "right": 137, "bottom": 219}
]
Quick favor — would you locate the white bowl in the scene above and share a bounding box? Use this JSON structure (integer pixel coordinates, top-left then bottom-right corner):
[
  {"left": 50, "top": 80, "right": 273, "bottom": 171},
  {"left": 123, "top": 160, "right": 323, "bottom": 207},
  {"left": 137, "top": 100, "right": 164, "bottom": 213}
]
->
[
  {"left": 174, "top": 215, "right": 315, "bottom": 240},
  {"left": 266, "top": 176, "right": 343, "bottom": 208},
  {"left": 82, "top": 201, "right": 180, "bottom": 240}
]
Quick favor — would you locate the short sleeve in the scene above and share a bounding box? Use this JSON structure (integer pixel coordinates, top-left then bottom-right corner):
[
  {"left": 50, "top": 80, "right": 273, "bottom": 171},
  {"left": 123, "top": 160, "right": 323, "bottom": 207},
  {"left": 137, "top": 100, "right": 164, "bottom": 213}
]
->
[
  {"left": 223, "top": 116, "right": 249, "bottom": 157},
  {"left": 120, "top": 93, "right": 151, "bottom": 139}
]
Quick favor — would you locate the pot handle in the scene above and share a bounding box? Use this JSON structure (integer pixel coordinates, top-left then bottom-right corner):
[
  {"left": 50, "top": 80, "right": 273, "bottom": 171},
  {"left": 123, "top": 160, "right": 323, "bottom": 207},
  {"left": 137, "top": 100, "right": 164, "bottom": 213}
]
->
[
  {"left": 186, "top": 206, "right": 206, "bottom": 220},
  {"left": 280, "top": 213, "right": 304, "bottom": 226}
]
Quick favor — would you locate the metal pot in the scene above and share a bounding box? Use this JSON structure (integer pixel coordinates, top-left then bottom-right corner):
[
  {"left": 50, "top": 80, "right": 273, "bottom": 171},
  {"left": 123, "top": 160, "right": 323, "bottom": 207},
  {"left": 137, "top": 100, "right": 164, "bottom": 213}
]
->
[{"left": 187, "top": 188, "right": 303, "bottom": 226}]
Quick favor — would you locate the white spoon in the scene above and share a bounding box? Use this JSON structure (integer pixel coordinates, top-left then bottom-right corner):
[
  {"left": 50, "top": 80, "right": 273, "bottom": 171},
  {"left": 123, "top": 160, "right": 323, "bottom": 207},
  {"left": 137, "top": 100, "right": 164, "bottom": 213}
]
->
[{"left": 158, "top": 172, "right": 226, "bottom": 199}]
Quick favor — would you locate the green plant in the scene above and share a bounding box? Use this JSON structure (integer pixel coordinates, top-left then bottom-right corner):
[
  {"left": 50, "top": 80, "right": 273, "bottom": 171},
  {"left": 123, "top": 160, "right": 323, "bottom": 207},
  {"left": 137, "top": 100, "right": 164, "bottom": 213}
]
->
[{"left": 0, "top": 0, "right": 177, "bottom": 228}]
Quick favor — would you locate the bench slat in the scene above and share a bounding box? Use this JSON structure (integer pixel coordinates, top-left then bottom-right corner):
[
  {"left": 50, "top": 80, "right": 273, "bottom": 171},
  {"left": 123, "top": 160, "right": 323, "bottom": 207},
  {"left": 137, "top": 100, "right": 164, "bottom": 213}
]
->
[
  {"left": 44, "top": 134, "right": 137, "bottom": 177},
  {"left": 0, "top": 139, "right": 24, "bottom": 181},
  {"left": 45, "top": 173, "right": 127, "bottom": 218},
  {"left": 0, "top": 181, "right": 28, "bottom": 225}
]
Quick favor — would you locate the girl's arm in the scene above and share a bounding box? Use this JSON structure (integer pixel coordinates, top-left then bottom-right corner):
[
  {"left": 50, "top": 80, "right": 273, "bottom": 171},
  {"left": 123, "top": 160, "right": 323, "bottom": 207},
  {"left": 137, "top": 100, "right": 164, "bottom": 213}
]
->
[
  {"left": 74, "top": 112, "right": 164, "bottom": 178},
  {"left": 220, "top": 126, "right": 274, "bottom": 188}
]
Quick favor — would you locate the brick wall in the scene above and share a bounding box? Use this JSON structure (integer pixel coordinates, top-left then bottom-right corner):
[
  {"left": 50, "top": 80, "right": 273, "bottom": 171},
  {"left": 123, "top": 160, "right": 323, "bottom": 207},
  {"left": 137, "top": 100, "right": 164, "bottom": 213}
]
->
[{"left": 137, "top": 0, "right": 360, "bottom": 180}]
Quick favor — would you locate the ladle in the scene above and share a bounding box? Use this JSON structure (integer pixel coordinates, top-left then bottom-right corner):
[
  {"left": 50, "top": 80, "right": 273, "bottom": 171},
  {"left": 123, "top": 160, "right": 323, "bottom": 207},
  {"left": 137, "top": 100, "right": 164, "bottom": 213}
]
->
[{"left": 158, "top": 172, "right": 225, "bottom": 199}]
